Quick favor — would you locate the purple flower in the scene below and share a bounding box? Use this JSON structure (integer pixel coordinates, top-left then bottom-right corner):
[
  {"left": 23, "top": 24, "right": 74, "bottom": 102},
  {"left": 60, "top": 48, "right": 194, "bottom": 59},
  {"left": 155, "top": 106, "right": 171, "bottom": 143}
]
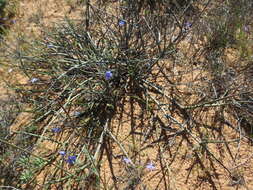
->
[
  {"left": 119, "top": 20, "right": 126, "bottom": 26},
  {"left": 51, "top": 127, "right": 61, "bottom": 133},
  {"left": 47, "top": 44, "right": 54, "bottom": 48},
  {"left": 11, "top": 20, "right": 16, "bottom": 24},
  {"left": 105, "top": 71, "right": 113, "bottom": 80},
  {"left": 123, "top": 157, "right": 131, "bottom": 164},
  {"left": 244, "top": 25, "right": 250, "bottom": 33},
  {"left": 30, "top": 78, "right": 39, "bottom": 83},
  {"left": 146, "top": 162, "right": 155, "bottom": 171},
  {"left": 66, "top": 155, "right": 77, "bottom": 165},
  {"left": 73, "top": 111, "right": 81, "bottom": 117},
  {"left": 59, "top": 151, "right": 66, "bottom": 156},
  {"left": 184, "top": 21, "right": 192, "bottom": 29}
]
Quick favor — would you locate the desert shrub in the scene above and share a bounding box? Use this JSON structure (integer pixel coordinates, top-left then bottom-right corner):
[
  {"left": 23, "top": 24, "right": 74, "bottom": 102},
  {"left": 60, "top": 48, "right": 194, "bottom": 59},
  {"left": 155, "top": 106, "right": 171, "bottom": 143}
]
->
[{"left": 1, "top": 0, "right": 253, "bottom": 189}]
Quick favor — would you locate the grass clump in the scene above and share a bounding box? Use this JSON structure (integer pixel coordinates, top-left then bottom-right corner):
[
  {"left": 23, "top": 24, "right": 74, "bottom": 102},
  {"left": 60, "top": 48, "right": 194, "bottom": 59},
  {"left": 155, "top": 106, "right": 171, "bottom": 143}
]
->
[
  {"left": 0, "top": 0, "right": 17, "bottom": 37},
  {"left": 1, "top": 0, "right": 253, "bottom": 189}
]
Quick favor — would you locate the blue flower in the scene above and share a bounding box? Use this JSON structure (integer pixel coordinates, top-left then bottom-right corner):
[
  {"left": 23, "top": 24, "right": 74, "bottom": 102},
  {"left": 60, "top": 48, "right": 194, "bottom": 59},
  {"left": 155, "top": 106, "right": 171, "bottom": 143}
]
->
[
  {"left": 184, "top": 21, "right": 192, "bottom": 29},
  {"left": 73, "top": 111, "right": 81, "bottom": 117},
  {"left": 66, "top": 155, "right": 77, "bottom": 165},
  {"left": 51, "top": 127, "right": 61, "bottom": 133},
  {"left": 105, "top": 71, "right": 113, "bottom": 80},
  {"left": 123, "top": 157, "right": 131, "bottom": 164},
  {"left": 11, "top": 20, "right": 16, "bottom": 24},
  {"left": 119, "top": 20, "right": 126, "bottom": 26},
  {"left": 59, "top": 151, "right": 66, "bottom": 156},
  {"left": 244, "top": 25, "right": 250, "bottom": 33},
  {"left": 47, "top": 44, "right": 54, "bottom": 48},
  {"left": 30, "top": 78, "right": 39, "bottom": 84},
  {"left": 146, "top": 162, "right": 155, "bottom": 171}
]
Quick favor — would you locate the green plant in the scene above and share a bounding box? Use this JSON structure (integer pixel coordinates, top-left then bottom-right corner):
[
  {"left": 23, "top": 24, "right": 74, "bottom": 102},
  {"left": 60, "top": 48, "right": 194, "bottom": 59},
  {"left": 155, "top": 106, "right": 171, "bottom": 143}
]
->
[
  {"left": 0, "top": 0, "right": 6, "bottom": 14},
  {"left": 17, "top": 156, "right": 47, "bottom": 184},
  {"left": 20, "top": 170, "right": 34, "bottom": 184}
]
